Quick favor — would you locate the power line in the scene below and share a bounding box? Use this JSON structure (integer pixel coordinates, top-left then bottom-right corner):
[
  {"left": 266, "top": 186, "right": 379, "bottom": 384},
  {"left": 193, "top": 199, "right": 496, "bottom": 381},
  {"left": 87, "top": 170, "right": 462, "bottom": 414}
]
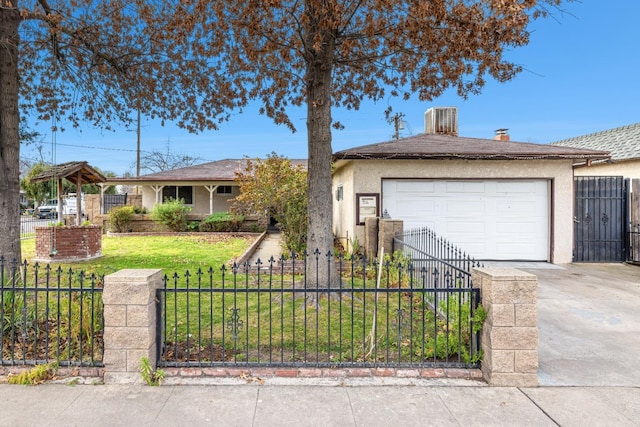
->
[{"left": 54, "top": 142, "right": 152, "bottom": 154}]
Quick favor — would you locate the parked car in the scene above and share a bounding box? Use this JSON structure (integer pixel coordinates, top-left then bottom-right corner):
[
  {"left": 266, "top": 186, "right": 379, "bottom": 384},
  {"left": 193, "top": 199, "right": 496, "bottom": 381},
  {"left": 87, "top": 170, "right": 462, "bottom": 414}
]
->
[{"left": 36, "top": 205, "right": 58, "bottom": 219}]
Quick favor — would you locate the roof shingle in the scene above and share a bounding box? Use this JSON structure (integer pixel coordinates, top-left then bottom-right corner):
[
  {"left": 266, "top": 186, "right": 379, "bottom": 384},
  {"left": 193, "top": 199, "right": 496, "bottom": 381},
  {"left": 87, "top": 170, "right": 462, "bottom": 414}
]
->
[
  {"left": 107, "top": 158, "right": 307, "bottom": 184},
  {"left": 333, "top": 133, "right": 610, "bottom": 162},
  {"left": 549, "top": 123, "right": 640, "bottom": 161}
]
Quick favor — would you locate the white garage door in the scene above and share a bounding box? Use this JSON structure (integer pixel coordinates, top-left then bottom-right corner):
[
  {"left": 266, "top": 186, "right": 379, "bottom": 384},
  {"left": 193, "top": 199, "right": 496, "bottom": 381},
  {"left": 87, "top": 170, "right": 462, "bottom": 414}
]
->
[{"left": 382, "top": 179, "right": 549, "bottom": 261}]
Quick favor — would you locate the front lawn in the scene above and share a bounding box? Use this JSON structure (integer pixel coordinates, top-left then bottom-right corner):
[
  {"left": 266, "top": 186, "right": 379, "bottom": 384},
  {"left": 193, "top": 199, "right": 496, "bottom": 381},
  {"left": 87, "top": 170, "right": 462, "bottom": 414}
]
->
[{"left": 20, "top": 234, "right": 257, "bottom": 276}]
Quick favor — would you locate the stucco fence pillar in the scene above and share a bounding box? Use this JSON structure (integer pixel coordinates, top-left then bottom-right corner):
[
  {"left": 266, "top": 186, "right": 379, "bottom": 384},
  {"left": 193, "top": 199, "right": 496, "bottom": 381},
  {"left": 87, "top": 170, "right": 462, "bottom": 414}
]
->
[
  {"left": 103, "top": 269, "right": 163, "bottom": 384},
  {"left": 472, "top": 268, "right": 539, "bottom": 387}
]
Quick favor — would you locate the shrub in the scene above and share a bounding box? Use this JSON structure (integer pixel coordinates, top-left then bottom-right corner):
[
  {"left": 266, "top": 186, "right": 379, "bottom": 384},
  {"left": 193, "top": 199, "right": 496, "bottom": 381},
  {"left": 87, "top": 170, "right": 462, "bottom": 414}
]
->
[
  {"left": 150, "top": 198, "right": 191, "bottom": 232},
  {"left": 232, "top": 154, "right": 307, "bottom": 253},
  {"left": 133, "top": 206, "right": 147, "bottom": 214},
  {"left": 108, "top": 205, "right": 136, "bottom": 233},
  {"left": 199, "top": 212, "right": 244, "bottom": 232}
]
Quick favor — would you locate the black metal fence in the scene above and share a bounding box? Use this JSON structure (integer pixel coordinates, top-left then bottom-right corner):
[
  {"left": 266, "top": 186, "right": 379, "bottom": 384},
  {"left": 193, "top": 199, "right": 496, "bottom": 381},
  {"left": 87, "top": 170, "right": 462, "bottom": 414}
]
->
[
  {"left": 0, "top": 258, "right": 104, "bottom": 367},
  {"left": 393, "top": 227, "right": 483, "bottom": 290},
  {"left": 157, "top": 254, "right": 482, "bottom": 369},
  {"left": 102, "top": 194, "right": 128, "bottom": 214}
]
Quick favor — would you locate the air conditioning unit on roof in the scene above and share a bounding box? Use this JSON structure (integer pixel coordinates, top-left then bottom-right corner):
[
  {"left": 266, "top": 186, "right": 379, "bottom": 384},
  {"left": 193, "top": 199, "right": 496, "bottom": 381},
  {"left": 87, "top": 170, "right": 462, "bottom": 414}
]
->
[{"left": 424, "top": 107, "right": 458, "bottom": 136}]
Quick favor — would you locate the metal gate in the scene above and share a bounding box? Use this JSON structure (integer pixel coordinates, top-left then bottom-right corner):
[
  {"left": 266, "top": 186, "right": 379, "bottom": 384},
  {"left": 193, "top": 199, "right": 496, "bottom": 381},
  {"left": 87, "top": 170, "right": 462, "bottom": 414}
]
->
[
  {"left": 574, "top": 176, "right": 627, "bottom": 262},
  {"left": 102, "top": 193, "right": 128, "bottom": 214}
]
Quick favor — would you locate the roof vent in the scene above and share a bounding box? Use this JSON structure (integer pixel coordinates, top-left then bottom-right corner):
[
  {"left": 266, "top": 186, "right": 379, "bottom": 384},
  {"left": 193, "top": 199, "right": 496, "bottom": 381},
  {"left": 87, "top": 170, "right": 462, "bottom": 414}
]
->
[{"left": 424, "top": 107, "right": 458, "bottom": 136}]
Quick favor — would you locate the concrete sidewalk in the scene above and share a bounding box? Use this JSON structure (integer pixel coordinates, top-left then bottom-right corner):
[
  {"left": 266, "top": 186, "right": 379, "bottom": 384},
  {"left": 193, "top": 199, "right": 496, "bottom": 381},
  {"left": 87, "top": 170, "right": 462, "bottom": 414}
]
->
[
  {"left": 247, "top": 231, "right": 283, "bottom": 266},
  {"left": 0, "top": 383, "right": 638, "bottom": 426}
]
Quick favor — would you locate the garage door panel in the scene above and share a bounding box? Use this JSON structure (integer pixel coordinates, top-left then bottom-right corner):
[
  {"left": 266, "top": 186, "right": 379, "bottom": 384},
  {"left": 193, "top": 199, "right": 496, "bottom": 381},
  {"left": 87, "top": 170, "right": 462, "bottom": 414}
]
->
[
  {"left": 395, "top": 200, "right": 436, "bottom": 216},
  {"left": 446, "top": 202, "right": 485, "bottom": 217},
  {"left": 445, "top": 221, "right": 486, "bottom": 234},
  {"left": 396, "top": 181, "right": 435, "bottom": 193},
  {"left": 496, "top": 181, "right": 538, "bottom": 193},
  {"left": 446, "top": 181, "right": 486, "bottom": 193},
  {"left": 496, "top": 201, "right": 540, "bottom": 215},
  {"left": 382, "top": 179, "right": 549, "bottom": 261},
  {"left": 496, "top": 221, "right": 538, "bottom": 234}
]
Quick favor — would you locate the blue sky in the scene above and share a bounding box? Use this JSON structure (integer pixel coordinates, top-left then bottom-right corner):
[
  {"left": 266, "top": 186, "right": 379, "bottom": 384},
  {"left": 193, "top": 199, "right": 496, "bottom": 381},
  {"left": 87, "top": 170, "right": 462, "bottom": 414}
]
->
[{"left": 23, "top": 1, "right": 640, "bottom": 176}]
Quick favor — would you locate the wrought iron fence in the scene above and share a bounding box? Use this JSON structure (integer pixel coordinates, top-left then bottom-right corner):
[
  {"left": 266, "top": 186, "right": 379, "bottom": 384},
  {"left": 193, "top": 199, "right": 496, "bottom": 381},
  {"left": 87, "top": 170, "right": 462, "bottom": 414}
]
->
[
  {"left": 157, "top": 254, "right": 482, "bottom": 369},
  {"left": 0, "top": 258, "right": 104, "bottom": 367},
  {"left": 103, "top": 194, "right": 128, "bottom": 214},
  {"left": 393, "top": 227, "right": 482, "bottom": 289},
  {"left": 20, "top": 215, "right": 47, "bottom": 240}
]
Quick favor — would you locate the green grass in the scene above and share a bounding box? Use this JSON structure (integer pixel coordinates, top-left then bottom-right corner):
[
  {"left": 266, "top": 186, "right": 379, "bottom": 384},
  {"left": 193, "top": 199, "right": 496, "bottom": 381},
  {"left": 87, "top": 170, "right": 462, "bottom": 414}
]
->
[
  {"left": 13, "top": 235, "right": 483, "bottom": 367},
  {"left": 3, "top": 234, "right": 255, "bottom": 365},
  {"left": 20, "top": 234, "right": 255, "bottom": 276},
  {"left": 160, "top": 280, "right": 483, "bottom": 365}
]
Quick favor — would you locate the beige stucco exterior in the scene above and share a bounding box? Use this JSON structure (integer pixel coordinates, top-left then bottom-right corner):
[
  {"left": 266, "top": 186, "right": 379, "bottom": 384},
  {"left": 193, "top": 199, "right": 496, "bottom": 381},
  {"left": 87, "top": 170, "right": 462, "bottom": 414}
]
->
[
  {"left": 139, "top": 183, "right": 239, "bottom": 215},
  {"left": 573, "top": 159, "right": 640, "bottom": 179},
  {"left": 332, "top": 158, "right": 576, "bottom": 264}
]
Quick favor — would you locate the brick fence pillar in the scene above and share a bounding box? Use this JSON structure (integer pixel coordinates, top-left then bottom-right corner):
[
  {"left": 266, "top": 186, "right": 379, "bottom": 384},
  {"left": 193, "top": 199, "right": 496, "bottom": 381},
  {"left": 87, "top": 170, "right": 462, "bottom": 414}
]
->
[
  {"left": 103, "top": 269, "right": 163, "bottom": 384},
  {"left": 472, "top": 268, "right": 538, "bottom": 387}
]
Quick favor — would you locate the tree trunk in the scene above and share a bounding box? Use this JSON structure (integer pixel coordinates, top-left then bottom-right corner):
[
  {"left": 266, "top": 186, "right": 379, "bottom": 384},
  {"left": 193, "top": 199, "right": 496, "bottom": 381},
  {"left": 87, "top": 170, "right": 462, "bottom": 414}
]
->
[
  {"left": 305, "top": 29, "right": 338, "bottom": 288},
  {"left": 0, "top": 3, "right": 22, "bottom": 263}
]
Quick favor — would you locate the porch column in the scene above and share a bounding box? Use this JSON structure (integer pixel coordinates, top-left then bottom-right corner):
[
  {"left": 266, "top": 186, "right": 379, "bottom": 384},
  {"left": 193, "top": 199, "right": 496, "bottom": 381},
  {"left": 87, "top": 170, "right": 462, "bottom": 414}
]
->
[
  {"left": 204, "top": 185, "right": 219, "bottom": 214},
  {"left": 151, "top": 185, "right": 164, "bottom": 205},
  {"left": 57, "top": 178, "right": 63, "bottom": 224},
  {"left": 75, "top": 171, "right": 82, "bottom": 225},
  {"left": 99, "top": 184, "right": 105, "bottom": 215}
]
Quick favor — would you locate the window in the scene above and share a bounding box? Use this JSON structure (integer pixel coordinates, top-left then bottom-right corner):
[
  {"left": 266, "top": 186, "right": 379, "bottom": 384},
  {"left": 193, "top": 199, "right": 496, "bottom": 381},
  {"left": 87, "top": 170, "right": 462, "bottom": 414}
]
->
[
  {"left": 217, "top": 186, "right": 233, "bottom": 194},
  {"left": 162, "top": 186, "right": 193, "bottom": 204},
  {"left": 335, "top": 185, "right": 343, "bottom": 201}
]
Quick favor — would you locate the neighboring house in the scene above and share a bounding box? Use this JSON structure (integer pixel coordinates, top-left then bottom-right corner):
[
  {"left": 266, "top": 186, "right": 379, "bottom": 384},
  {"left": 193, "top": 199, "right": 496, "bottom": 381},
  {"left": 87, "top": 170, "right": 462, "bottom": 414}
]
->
[
  {"left": 550, "top": 123, "right": 640, "bottom": 179},
  {"left": 331, "top": 108, "right": 609, "bottom": 263},
  {"left": 105, "top": 158, "right": 307, "bottom": 216}
]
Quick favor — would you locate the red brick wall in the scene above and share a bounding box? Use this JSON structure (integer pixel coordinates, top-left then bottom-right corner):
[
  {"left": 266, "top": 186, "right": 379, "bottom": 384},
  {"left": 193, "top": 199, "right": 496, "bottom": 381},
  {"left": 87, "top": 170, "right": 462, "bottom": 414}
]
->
[{"left": 35, "top": 226, "right": 102, "bottom": 262}]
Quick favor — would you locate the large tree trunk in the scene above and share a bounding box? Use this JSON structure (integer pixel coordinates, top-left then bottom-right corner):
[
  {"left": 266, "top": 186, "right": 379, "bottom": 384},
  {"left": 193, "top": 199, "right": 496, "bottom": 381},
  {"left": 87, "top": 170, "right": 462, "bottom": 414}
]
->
[
  {"left": 0, "top": 3, "right": 22, "bottom": 263},
  {"left": 305, "top": 29, "right": 338, "bottom": 288}
]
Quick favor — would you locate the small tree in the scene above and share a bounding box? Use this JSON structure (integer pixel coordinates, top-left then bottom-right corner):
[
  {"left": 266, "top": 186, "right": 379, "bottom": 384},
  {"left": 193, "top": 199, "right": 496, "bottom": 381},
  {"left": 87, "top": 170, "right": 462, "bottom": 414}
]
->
[
  {"left": 150, "top": 198, "right": 191, "bottom": 232},
  {"left": 233, "top": 154, "right": 307, "bottom": 254},
  {"left": 20, "top": 162, "right": 52, "bottom": 208}
]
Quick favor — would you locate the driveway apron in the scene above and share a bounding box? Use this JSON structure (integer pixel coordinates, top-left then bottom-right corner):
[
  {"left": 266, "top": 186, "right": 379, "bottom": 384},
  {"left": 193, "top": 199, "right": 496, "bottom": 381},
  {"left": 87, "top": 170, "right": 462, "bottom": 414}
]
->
[{"left": 524, "top": 263, "right": 640, "bottom": 386}]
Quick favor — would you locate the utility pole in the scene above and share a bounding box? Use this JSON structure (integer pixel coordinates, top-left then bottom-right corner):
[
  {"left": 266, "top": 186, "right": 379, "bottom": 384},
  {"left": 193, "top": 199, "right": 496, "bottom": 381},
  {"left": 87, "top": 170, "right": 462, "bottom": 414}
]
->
[
  {"left": 136, "top": 108, "right": 141, "bottom": 178},
  {"left": 390, "top": 112, "right": 405, "bottom": 140}
]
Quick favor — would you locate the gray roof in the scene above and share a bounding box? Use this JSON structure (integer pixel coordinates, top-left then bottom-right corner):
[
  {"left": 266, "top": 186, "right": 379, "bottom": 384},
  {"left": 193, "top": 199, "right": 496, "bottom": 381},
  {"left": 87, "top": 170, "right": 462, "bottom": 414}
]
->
[
  {"left": 550, "top": 123, "right": 640, "bottom": 161},
  {"left": 107, "top": 158, "right": 307, "bottom": 184},
  {"left": 31, "top": 161, "right": 106, "bottom": 184},
  {"left": 333, "top": 133, "right": 610, "bottom": 162}
]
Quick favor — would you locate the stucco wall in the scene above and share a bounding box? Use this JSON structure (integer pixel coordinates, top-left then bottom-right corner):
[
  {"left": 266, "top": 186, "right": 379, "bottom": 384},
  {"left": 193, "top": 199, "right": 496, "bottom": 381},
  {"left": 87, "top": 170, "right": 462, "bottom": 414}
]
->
[
  {"left": 573, "top": 159, "right": 640, "bottom": 179},
  {"left": 332, "top": 164, "right": 356, "bottom": 251},
  {"left": 140, "top": 185, "right": 237, "bottom": 214},
  {"left": 332, "top": 158, "right": 575, "bottom": 264}
]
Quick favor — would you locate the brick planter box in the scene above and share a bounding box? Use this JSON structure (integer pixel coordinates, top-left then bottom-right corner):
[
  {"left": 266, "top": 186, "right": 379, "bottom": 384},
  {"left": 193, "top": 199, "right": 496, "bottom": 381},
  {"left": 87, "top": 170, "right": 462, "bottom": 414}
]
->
[{"left": 35, "top": 225, "right": 103, "bottom": 262}]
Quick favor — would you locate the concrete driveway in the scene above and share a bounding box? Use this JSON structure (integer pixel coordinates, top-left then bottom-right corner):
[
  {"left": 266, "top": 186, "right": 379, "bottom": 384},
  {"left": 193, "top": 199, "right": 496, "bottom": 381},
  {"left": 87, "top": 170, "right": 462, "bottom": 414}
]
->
[{"left": 522, "top": 263, "right": 640, "bottom": 386}]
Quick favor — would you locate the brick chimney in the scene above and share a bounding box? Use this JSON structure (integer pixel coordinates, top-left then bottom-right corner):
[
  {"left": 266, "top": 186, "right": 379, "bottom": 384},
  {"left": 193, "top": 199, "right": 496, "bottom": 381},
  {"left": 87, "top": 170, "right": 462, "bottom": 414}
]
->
[{"left": 494, "top": 128, "right": 510, "bottom": 141}]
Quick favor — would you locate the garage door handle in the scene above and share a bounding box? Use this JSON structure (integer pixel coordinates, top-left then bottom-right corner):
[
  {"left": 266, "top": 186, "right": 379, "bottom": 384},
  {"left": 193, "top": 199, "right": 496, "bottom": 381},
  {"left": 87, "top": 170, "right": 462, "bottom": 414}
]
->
[{"left": 573, "top": 217, "right": 580, "bottom": 223}]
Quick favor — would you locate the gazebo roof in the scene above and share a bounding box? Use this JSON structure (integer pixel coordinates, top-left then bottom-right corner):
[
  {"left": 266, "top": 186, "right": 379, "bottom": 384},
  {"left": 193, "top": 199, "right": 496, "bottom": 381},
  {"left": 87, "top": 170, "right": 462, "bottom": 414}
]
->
[{"left": 31, "top": 161, "right": 106, "bottom": 185}]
